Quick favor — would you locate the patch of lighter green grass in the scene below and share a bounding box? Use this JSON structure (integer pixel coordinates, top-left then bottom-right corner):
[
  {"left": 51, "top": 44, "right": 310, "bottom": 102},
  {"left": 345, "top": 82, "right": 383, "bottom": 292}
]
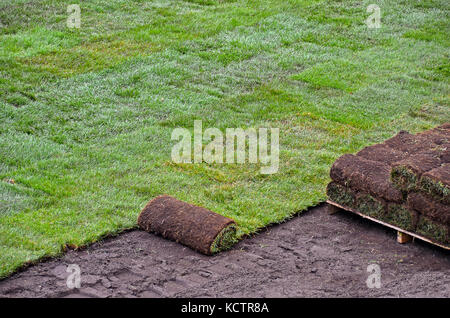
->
[{"left": 0, "top": 27, "right": 81, "bottom": 58}]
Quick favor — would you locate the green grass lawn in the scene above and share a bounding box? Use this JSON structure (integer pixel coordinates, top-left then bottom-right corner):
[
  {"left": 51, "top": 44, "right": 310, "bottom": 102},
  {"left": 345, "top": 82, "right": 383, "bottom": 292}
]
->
[{"left": 0, "top": 0, "right": 449, "bottom": 277}]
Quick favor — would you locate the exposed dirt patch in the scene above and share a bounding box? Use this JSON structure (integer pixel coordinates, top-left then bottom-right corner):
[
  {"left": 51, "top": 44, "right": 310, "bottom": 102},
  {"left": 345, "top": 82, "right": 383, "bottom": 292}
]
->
[{"left": 0, "top": 205, "right": 449, "bottom": 298}]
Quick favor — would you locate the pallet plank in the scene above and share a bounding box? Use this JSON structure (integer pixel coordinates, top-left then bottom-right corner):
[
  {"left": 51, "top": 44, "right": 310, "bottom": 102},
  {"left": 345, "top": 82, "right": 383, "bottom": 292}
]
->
[{"left": 397, "top": 231, "right": 413, "bottom": 244}]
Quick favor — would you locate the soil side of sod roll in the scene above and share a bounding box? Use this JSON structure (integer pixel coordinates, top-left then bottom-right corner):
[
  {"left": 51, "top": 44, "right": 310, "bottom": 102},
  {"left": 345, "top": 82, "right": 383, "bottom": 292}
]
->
[
  {"left": 357, "top": 124, "right": 449, "bottom": 166},
  {"left": 432, "top": 123, "right": 450, "bottom": 140},
  {"left": 329, "top": 154, "right": 403, "bottom": 202},
  {"left": 407, "top": 192, "right": 450, "bottom": 225},
  {"left": 357, "top": 143, "right": 409, "bottom": 165},
  {"left": 391, "top": 151, "right": 443, "bottom": 192},
  {"left": 383, "top": 130, "right": 438, "bottom": 154},
  {"left": 138, "top": 195, "right": 237, "bottom": 255}
]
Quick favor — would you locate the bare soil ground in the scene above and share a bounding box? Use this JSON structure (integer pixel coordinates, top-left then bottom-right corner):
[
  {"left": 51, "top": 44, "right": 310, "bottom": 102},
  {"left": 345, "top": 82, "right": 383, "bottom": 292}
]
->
[{"left": 0, "top": 204, "right": 449, "bottom": 298}]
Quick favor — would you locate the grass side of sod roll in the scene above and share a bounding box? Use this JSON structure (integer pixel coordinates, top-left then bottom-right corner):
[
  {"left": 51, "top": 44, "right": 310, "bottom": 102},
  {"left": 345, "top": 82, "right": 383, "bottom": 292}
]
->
[
  {"left": 391, "top": 165, "right": 420, "bottom": 192},
  {"left": 416, "top": 217, "right": 450, "bottom": 245},
  {"left": 326, "top": 182, "right": 450, "bottom": 243},
  {"left": 327, "top": 182, "right": 418, "bottom": 232},
  {"left": 0, "top": 0, "right": 449, "bottom": 277},
  {"left": 210, "top": 224, "right": 239, "bottom": 254},
  {"left": 420, "top": 168, "right": 450, "bottom": 204}
]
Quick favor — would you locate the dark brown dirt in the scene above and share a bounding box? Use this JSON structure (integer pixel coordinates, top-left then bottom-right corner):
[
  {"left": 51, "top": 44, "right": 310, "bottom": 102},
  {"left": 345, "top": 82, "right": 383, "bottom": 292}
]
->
[
  {"left": 137, "top": 195, "right": 236, "bottom": 255},
  {"left": 1, "top": 205, "right": 449, "bottom": 298}
]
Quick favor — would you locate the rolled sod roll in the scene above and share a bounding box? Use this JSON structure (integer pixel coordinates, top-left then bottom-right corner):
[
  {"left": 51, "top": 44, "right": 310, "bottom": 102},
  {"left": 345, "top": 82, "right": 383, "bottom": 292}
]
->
[
  {"left": 138, "top": 195, "right": 237, "bottom": 255},
  {"left": 327, "top": 182, "right": 418, "bottom": 231},
  {"left": 384, "top": 203, "right": 419, "bottom": 232},
  {"left": 407, "top": 192, "right": 450, "bottom": 225},
  {"left": 384, "top": 129, "right": 447, "bottom": 154},
  {"left": 329, "top": 154, "right": 403, "bottom": 202},
  {"left": 326, "top": 182, "right": 356, "bottom": 208},
  {"left": 384, "top": 131, "right": 434, "bottom": 154},
  {"left": 391, "top": 150, "right": 446, "bottom": 192},
  {"left": 416, "top": 216, "right": 450, "bottom": 245},
  {"left": 432, "top": 123, "right": 450, "bottom": 138},
  {"left": 419, "top": 163, "right": 450, "bottom": 204},
  {"left": 327, "top": 182, "right": 386, "bottom": 220},
  {"left": 419, "top": 130, "right": 450, "bottom": 144}
]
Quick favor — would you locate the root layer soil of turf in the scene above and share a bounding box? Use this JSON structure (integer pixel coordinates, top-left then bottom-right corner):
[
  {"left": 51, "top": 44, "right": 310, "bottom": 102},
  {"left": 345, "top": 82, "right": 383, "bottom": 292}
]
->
[{"left": 0, "top": 205, "right": 449, "bottom": 298}]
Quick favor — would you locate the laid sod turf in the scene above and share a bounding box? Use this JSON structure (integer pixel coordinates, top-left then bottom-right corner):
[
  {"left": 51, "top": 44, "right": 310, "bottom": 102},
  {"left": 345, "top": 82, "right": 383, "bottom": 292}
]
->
[{"left": 0, "top": 0, "right": 449, "bottom": 277}]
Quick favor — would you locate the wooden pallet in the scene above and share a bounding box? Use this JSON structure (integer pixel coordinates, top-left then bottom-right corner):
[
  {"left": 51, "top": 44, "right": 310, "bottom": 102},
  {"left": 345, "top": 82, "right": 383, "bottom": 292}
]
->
[{"left": 327, "top": 200, "right": 450, "bottom": 251}]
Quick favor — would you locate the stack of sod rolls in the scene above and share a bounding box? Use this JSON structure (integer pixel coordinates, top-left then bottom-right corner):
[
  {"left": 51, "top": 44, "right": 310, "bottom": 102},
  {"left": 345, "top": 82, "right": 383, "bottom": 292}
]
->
[{"left": 327, "top": 123, "right": 450, "bottom": 246}]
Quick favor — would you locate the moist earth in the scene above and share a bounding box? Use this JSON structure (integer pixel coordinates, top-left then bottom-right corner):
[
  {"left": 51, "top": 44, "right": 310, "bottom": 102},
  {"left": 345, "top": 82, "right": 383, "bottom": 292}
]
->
[{"left": 0, "top": 204, "right": 449, "bottom": 298}]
